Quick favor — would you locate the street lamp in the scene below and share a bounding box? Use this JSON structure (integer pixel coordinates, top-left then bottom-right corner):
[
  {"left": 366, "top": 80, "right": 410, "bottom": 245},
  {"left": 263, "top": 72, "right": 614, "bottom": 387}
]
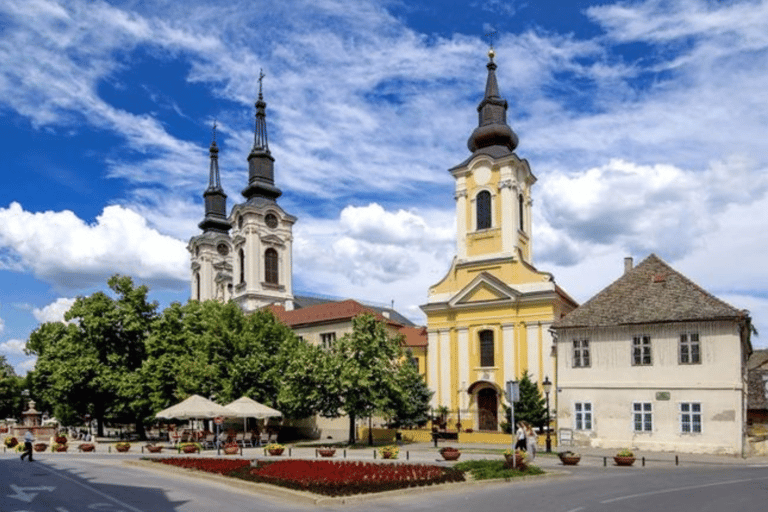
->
[{"left": 542, "top": 376, "right": 552, "bottom": 453}]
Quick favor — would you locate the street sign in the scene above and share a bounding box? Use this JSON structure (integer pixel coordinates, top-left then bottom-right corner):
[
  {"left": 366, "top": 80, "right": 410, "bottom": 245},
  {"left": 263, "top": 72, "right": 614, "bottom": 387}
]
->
[
  {"left": 214, "top": 416, "right": 224, "bottom": 425},
  {"left": 505, "top": 380, "right": 519, "bottom": 402}
]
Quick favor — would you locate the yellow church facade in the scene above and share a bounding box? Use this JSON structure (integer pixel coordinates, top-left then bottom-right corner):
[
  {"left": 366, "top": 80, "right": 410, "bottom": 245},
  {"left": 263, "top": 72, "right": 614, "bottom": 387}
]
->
[{"left": 421, "top": 50, "right": 577, "bottom": 431}]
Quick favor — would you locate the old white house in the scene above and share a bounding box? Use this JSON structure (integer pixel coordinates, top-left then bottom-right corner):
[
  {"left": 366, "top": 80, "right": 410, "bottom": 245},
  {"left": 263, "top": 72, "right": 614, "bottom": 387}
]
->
[{"left": 553, "top": 254, "right": 753, "bottom": 455}]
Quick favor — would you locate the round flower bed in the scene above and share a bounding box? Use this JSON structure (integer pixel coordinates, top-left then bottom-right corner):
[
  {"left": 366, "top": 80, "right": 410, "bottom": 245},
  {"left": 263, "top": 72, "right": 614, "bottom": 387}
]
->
[
  {"left": 179, "top": 443, "right": 201, "bottom": 454},
  {"left": 558, "top": 451, "right": 581, "bottom": 466},
  {"left": 614, "top": 449, "right": 635, "bottom": 466},
  {"left": 439, "top": 447, "right": 461, "bottom": 461},
  {"left": 265, "top": 443, "right": 284, "bottom": 456},
  {"left": 79, "top": 443, "right": 96, "bottom": 452},
  {"left": 223, "top": 443, "right": 240, "bottom": 455},
  {"left": 146, "top": 445, "right": 163, "bottom": 453},
  {"left": 34, "top": 442, "right": 48, "bottom": 452},
  {"left": 317, "top": 447, "right": 336, "bottom": 458},
  {"left": 115, "top": 442, "right": 131, "bottom": 453}
]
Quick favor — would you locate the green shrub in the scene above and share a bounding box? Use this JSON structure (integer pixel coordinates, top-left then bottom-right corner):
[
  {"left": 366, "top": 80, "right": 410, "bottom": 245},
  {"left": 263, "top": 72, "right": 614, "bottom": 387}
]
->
[{"left": 454, "top": 459, "right": 544, "bottom": 480}]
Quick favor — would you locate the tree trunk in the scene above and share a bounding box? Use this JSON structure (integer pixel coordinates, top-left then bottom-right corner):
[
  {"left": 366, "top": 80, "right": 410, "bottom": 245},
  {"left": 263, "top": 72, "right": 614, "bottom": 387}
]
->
[
  {"left": 135, "top": 415, "right": 147, "bottom": 441},
  {"left": 348, "top": 412, "right": 356, "bottom": 445},
  {"left": 96, "top": 416, "right": 104, "bottom": 438}
]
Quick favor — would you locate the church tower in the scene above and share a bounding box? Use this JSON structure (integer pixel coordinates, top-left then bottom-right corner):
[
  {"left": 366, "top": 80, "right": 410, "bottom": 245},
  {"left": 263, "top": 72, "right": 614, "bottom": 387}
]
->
[
  {"left": 421, "top": 50, "right": 577, "bottom": 432},
  {"left": 189, "top": 74, "right": 296, "bottom": 312}
]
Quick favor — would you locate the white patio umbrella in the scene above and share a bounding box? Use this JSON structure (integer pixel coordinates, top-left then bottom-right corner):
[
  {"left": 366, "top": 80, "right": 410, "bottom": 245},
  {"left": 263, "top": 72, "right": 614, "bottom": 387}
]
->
[
  {"left": 155, "top": 394, "right": 230, "bottom": 420},
  {"left": 223, "top": 396, "right": 282, "bottom": 431}
]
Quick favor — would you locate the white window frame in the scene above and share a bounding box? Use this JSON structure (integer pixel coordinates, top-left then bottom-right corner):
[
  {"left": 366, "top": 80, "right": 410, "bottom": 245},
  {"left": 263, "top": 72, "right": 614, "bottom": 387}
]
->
[
  {"left": 320, "top": 332, "right": 336, "bottom": 349},
  {"left": 679, "top": 333, "right": 701, "bottom": 364},
  {"left": 471, "top": 187, "right": 495, "bottom": 232},
  {"left": 574, "top": 402, "right": 592, "bottom": 431},
  {"left": 572, "top": 339, "right": 590, "bottom": 368},
  {"left": 633, "top": 402, "right": 653, "bottom": 432},
  {"left": 679, "top": 402, "right": 702, "bottom": 434},
  {"left": 632, "top": 335, "right": 652, "bottom": 366}
]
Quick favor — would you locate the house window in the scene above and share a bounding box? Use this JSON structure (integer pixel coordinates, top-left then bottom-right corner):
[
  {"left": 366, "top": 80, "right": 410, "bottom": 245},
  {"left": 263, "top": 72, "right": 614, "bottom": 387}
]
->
[
  {"left": 632, "top": 335, "right": 652, "bottom": 365},
  {"left": 573, "top": 339, "right": 590, "bottom": 367},
  {"left": 575, "top": 402, "right": 592, "bottom": 430},
  {"left": 679, "top": 333, "right": 700, "bottom": 364},
  {"left": 633, "top": 402, "right": 653, "bottom": 432},
  {"left": 321, "top": 332, "right": 336, "bottom": 348},
  {"left": 410, "top": 357, "right": 419, "bottom": 369},
  {"left": 265, "top": 248, "right": 278, "bottom": 284},
  {"left": 479, "top": 330, "right": 494, "bottom": 367},
  {"left": 476, "top": 190, "right": 491, "bottom": 230},
  {"left": 680, "top": 402, "right": 702, "bottom": 433},
  {"left": 238, "top": 248, "right": 245, "bottom": 284}
]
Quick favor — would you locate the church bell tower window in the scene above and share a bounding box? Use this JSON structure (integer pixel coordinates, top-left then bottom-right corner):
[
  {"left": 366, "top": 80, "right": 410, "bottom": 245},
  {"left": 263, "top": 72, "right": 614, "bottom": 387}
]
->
[
  {"left": 265, "top": 248, "right": 278, "bottom": 284},
  {"left": 239, "top": 248, "right": 245, "bottom": 284},
  {"left": 476, "top": 190, "right": 491, "bottom": 230}
]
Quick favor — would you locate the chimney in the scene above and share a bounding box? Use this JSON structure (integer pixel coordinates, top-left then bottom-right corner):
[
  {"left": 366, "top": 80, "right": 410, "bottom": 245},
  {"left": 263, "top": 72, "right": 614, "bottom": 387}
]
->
[{"left": 624, "top": 257, "right": 633, "bottom": 274}]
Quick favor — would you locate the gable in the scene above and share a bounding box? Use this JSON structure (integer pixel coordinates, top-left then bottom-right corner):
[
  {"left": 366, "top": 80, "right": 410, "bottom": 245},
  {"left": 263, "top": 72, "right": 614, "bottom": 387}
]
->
[{"left": 449, "top": 272, "right": 518, "bottom": 307}]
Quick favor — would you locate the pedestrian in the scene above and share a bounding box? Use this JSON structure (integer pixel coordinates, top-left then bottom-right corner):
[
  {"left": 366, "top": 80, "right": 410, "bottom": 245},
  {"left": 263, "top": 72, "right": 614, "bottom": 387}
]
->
[
  {"left": 20, "top": 429, "right": 34, "bottom": 462},
  {"left": 524, "top": 422, "right": 537, "bottom": 460},
  {"left": 514, "top": 422, "right": 527, "bottom": 451}
]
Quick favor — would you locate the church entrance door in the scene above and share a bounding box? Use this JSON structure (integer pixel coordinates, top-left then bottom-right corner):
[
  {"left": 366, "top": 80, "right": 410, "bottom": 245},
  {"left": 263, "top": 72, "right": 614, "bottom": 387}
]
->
[{"left": 477, "top": 388, "right": 498, "bottom": 431}]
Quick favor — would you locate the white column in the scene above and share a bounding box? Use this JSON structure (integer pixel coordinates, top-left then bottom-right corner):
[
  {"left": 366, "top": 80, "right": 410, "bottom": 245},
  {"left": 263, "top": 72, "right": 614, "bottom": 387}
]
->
[
  {"left": 457, "top": 328, "right": 469, "bottom": 413},
  {"left": 527, "top": 323, "right": 539, "bottom": 383},
  {"left": 540, "top": 322, "right": 554, "bottom": 384},
  {"left": 439, "top": 329, "right": 452, "bottom": 408},
  {"left": 502, "top": 323, "right": 515, "bottom": 382},
  {"left": 455, "top": 189, "right": 467, "bottom": 259},
  {"left": 499, "top": 168, "right": 516, "bottom": 255},
  {"left": 246, "top": 227, "right": 259, "bottom": 293},
  {"left": 427, "top": 329, "right": 440, "bottom": 409}
]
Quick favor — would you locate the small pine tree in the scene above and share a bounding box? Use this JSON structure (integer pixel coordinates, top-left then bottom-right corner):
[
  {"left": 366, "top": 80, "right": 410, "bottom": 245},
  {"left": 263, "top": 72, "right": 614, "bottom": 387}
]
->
[{"left": 501, "top": 371, "right": 548, "bottom": 433}]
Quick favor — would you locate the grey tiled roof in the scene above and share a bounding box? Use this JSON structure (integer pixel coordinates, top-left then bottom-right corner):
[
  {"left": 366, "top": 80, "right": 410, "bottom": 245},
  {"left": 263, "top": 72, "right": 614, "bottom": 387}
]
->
[{"left": 554, "top": 254, "right": 745, "bottom": 328}]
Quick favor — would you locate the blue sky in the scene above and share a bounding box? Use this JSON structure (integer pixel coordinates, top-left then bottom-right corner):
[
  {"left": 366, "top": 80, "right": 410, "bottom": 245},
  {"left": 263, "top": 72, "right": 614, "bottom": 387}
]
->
[{"left": 2, "top": 0, "right": 768, "bottom": 375}]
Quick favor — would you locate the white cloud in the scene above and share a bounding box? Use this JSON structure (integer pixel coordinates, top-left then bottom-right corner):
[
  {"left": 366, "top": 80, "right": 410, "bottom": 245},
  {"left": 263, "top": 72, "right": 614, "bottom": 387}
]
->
[
  {"left": 32, "top": 298, "right": 76, "bottom": 324},
  {"left": 0, "top": 339, "right": 26, "bottom": 355},
  {"left": 0, "top": 315, "right": 4, "bottom": 335},
  {"left": 0, "top": 202, "right": 188, "bottom": 291},
  {"left": 16, "top": 357, "right": 37, "bottom": 376}
]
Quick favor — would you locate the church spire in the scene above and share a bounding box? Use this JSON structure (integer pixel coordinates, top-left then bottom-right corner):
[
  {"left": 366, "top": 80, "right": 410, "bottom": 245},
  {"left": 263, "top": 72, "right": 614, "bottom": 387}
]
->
[
  {"left": 467, "top": 49, "right": 519, "bottom": 154},
  {"left": 242, "top": 69, "right": 282, "bottom": 202},
  {"left": 198, "top": 121, "right": 231, "bottom": 233}
]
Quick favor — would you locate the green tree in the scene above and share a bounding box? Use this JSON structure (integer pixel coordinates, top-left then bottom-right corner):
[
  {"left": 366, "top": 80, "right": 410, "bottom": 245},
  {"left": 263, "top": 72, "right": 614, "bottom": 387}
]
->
[
  {"left": 26, "top": 275, "right": 157, "bottom": 437},
  {"left": 502, "top": 370, "right": 547, "bottom": 433},
  {"left": 383, "top": 350, "right": 433, "bottom": 428},
  {"left": 0, "top": 355, "right": 25, "bottom": 420}
]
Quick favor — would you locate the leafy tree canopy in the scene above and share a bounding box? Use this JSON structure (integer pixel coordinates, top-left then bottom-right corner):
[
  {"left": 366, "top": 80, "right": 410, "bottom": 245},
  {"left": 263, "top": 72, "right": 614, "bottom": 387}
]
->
[{"left": 502, "top": 370, "right": 548, "bottom": 433}]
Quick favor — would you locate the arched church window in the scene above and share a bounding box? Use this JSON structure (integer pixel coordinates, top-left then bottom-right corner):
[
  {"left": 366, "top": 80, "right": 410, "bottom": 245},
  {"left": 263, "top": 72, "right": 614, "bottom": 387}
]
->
[
  {"left": 195, "top": 272, "right": 200, "bottom": 300},
  {"left": 239, "top": 248, "right": 245, "bottom": 284},
  {"left": 476, "top": 190, "right": 491, "bottom": 230},
  {"left": 265, "top": 248, "right": 278, "bottom": 284},
  {"left": 479, "top": 330, "right": 494, "bottom": 367},
  {"left": 518, "top": 193, "right": 524, "bottom": 232}
]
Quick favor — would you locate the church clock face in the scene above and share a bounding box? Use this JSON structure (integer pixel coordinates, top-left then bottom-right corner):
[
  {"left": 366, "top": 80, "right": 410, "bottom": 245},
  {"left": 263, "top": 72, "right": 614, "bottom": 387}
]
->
[
  {"left": 217, "top": 243, "right": 230, "bottom": 256},
  {"left": 265, "top": 213, "right": 278, "bottom": 229}
]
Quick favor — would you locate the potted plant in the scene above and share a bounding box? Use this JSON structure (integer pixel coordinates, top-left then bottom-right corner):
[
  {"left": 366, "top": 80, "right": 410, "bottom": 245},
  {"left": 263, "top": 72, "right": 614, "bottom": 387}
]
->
[
  {"left": 53, "top": 442, "right": 68, "bottom": 452},
  {"left": 265, "top": 443, "right": 285, "bottom": 456},
  {"left": 379, "top": 445, "right": 399, "bottom": 459},
  {"left": 439, "top": 446, "right": 461, "bottom": 461},
  {"left": 223, "top": 442, "right": 240, "bottom": 455},
  {"left": 34, "top": 442, "right": 48, "bottom": 452},
  {"left": 317, "top": 446, "right": 336, "bottom": 457},
  {"left": 503, "top": 448, "right": 527, "bottom": 470},
  {"left": 4, "top": 436, "right": 18, "bottom": 448},
  {"left": 115, "top": 442, "right": 131, "bottom": 453},
  {"left": 55, "top": 435, "right": 68, "bottom": 445},
  {"left": 179, "top": 442, "right": 201, "bottom": 454},
  {"left": 558, "top": 450, "right": 581, "bottom": 465},
  {"left": 614, "top": 448, "right": 636, "bottom": 466},
  {"left": 145, "top": 444, "right": 163, "bottom": 453},
  {"left": 78, "top": 443, "right": 96, "bottom": 452}
]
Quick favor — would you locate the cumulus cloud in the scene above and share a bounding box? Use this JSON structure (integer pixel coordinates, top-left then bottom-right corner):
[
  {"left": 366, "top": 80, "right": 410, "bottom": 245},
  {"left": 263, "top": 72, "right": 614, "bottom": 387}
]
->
[
  {"left": 0, "top": 202, "right": 188, "bottom": 291},
  {"left": 32, "top": 298, "right": 76, "bottom": 324},
  {"left": 0, "top": 339, "right": 26, "bottom": 355},
  {"left": 16, "top": 357, "right": 37, "bottom": 376},
  {"left": 0, "top": 315, "right": 4, "bottom": 335}
]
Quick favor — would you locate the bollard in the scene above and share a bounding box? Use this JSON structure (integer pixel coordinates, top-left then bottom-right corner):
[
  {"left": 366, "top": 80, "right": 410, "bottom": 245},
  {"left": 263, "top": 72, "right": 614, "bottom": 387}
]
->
[
  {"left": 289, "top": 448, "right": 292, "bottom": 457},
  {"left": 406, "top": 450, "right": 409, "bottom": 460},
  {"left": 374, "top": 449, "right": 377, "bottom": 459},
  {"left": 344, "top": 449, "right": 346, "bottom": 459},
  {"left": 603, "top": 456, "right": 606, "bottom": 466},
  {"left": 315, "top": 449, "right": 318, "bottom": 458},
  {"left": 240, "top": 446, "right": 243, "bottom": 456},
  {"left": 642, "top": 457, "right": 645, "bottom": 467},
  {"left": 675, "top": 455, "right": 679, "bottom": 466},
  {"left": 109, "top": 446, "right": 111, "bottom": 453}
]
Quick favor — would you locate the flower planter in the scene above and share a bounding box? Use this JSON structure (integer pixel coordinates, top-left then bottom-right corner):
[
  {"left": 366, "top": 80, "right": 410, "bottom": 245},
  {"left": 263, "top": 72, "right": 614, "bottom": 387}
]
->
[
  {"left": 381, "top": 451, "right": 397, "bottom": 459},
  {"left": 56, "top": 445, "right": 68, "bottom": 452},
  {"left": 34, "top": 443, "right": 48, "bottom": 452},
  {"left": 182, "top": 445, "right": 199, "bottom": 454},
  {"left": 503, "top": 452, "right": 526, "bottom": 470},
  {"left": 224, "top": 446, "right": 240, "bottom": 455},
  {"left": 317, "top": 448, "right": 336, "bottom": 458},
  {"left": 439, "top": 448, "right": 461, "bottom": 461},
  {"left": 79, "top": 443, "right": 95, "bottom": 452},
  {"left": 559, "top": 455, "right": 580, "bottom": 466},
  {"left": 614, "top": 456, "right": 635, "bottom": 466},
  {"left": 55, "top": 436, "right": 68, "bottom": 445},
  {"left": 268, "top": 448, "right": 284, "bottom": 456},
  {"left": 146, "top": 445, "right": 163, "bottom": 453}
]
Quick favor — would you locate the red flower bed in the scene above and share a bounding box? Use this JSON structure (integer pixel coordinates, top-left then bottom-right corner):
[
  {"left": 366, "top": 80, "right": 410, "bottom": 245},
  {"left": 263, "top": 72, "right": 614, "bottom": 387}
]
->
[
  {"left": 234, "top": 460, "right": 465, "bottom": 496},
  {"left": 151, "top": 457, "right": 251, "bottom": 475}
]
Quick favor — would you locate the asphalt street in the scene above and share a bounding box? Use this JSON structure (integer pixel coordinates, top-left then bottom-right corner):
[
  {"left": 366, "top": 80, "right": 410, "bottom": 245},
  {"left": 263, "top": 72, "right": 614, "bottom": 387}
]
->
[{"left": 2, "top": 452, "right": 768, "bottom": 512}]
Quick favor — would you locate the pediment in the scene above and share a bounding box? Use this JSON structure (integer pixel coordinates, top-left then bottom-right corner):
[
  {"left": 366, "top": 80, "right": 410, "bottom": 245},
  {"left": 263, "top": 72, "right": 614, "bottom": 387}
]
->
[
  {"left": 261, "top": 234, "right": 285, "bottom": 246},
  {"left": 448, "top": 272, "right": 520, "bottom": 307}
]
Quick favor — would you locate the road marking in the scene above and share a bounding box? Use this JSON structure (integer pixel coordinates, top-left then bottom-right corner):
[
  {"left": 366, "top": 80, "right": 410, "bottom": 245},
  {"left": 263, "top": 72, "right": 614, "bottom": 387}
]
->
[
  {"left": 565, "top": 507, "right": 585, "bottom": 512},
  {"left": 600, "top": 475, "right": 768, "bottom": 504},
  {"left": 7, "top": 484, "right": 56, "bottom": 503},
  {"left": 36, "top": 464, "right": 145, "bottom": 512}
]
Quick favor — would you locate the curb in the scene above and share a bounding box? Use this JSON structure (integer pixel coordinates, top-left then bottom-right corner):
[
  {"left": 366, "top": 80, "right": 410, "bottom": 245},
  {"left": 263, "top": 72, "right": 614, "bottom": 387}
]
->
[{"left": 124, "top": 458, "right": 563, "bottom": 505}]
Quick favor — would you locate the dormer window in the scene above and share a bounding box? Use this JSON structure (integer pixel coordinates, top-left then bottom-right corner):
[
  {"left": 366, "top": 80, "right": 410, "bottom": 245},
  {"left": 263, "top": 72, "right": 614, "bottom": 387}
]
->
[{"left": 476, "top": 190, "right": 491, "bottom": 230}]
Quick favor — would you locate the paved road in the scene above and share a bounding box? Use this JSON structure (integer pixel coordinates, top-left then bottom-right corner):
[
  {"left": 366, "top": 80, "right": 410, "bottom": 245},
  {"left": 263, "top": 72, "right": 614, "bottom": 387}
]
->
[{"left": 3, "top": 453, "right": 768, "bottom": 511}]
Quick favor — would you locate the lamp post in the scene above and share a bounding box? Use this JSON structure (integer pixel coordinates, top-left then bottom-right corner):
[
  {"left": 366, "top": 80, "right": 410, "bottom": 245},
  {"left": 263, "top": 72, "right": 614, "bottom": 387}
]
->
[{"left": 542, "top": 376, "right": 552, "bottom": 452}]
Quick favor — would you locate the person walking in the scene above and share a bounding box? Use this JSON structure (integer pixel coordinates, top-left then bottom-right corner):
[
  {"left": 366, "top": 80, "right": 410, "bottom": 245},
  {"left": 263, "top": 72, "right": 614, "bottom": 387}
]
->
[
  {"left": 20, "top": 430, "right": 34, "bottom": 462},
  {"left": 524, "top": 422, "right": 537, "bottom": 460},
  {"left": 514, "top": 422, "right": 527, "bottom": 451}
]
